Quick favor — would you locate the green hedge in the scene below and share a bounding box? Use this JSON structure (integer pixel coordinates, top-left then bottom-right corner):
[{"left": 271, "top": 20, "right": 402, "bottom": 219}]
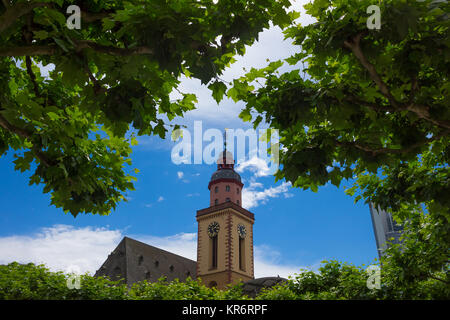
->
[
  {"left": 0, "top": 262, "right": 247, "bottom": 300},
  {"left": 1, "top": 260, "right": 448, "bottom": 300}
]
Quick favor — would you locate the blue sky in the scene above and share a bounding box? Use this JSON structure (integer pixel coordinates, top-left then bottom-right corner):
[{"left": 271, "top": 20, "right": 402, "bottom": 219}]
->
[{"left": 0, "top": 1, "right": 379, "bottom": 278}]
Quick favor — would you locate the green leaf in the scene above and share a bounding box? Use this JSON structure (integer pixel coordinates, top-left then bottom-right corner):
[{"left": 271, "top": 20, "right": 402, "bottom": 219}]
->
[
  {"left": 33, "top": 30, "right": 49, "bottom": 40},
  {"left": 239, "top": 109, "right": 252, "bottom": 122},
  {"left": 208, "top": 81, "right": 227, "bottom": 104}
]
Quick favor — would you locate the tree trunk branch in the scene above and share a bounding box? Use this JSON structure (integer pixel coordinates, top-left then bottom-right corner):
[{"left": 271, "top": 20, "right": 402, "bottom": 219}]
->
[
  {"left": 25, "top": 56, "right": 40, "bottom": 97},
  {"left": 0, "top": 45, "right": 58, "bottom": 56},
  {"left": 429, "top": 274, "right": 449, "bottom": 285},
  {"left": 344, "top": 33, "right": 450, "bottom": 130},
  {"left": 81, "top": 10, "right": 114, "bottom": 23},
  {"left": 0, "top": 2, "right": 48, "bottom": 34},
  {"left": 336, "top": 130, "right": 449, "bottom": 156},
  {"left": 0, "top": 42, "right": 153, "bottom": 57},
  {"left": 344, "top": 32, "right": 400, "bottom": 109},
  {"left": 0, "top": 113, "right": 51, "bottom": 167},
  {"left": 73, "top": 40, "right": 154, "bottom": 56}
]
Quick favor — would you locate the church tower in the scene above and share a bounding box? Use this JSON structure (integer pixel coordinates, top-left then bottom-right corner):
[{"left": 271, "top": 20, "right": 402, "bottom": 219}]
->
[{"left": 196, "top": 143, "right": 255, "bottom": 289}]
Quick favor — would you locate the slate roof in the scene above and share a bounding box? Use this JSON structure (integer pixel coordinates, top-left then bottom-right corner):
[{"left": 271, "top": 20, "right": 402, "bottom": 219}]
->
[
  {"left": 94, "top": 237, "right": 197, "bottom": 286},
  {"left": 210, "top": 168, "right": 242, "bottom": 183}
]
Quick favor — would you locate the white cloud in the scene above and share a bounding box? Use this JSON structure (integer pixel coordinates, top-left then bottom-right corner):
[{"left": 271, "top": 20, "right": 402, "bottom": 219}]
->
[
  {"left": 0, "top": 225, "right": 306, "bottom": 279},
  {"left": 0, "top": 225, "right": 122, "bottom": 274},
  {"left": 254, "top": 245, "right": 304, "bottom": 278},
  {"left": 236, "top": 156, "right": 272, "bottom": 178},
  {"left": 157, "top": 196, "right": 165, "bottom": 202},
  {"left": 177, "top": 171, "right": 184, "bottom": 179},
  {"left": 166, "top": 1, "right": 315, "bottom": 126},
  {"left": 242, "top": 181, "right": 292, "bottom": 210},
  {"left": 249, "top": 182, "right": 263, "bottom": 189}
]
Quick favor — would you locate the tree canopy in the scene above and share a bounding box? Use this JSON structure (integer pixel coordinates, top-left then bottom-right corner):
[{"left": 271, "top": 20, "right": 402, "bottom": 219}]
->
[
  {"left": 0, "top": 0, "right": 295, "bottom": 216},
  {"left": 228, "top": 0, "right": 449, "bottom": 286},
  {"left": 230, "top": 0, "right": 449, "bottom": 219}
]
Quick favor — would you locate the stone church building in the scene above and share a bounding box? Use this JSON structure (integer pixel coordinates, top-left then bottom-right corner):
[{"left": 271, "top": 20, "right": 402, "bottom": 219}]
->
[{"left": 95, "top": 148, "right": 285, "bottom": 294}]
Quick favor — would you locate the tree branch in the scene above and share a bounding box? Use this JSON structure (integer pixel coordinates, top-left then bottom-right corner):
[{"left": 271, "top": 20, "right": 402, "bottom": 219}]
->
[
  {"left": 0, "top": 113, "right": 52, "bottom": 167},
  {"left": 0, "top": 45, "right": 58, "bottom": 56},
  {"left": 25, "top": 56, "right": 40, "bottom": 97},
  {"left": 81, "top": 10, "right": 114, "bottom": 23},
  {"left": 76, "top": 52, "right": 107, "bottom": 95},
  {"left": 344, "top": 33, "right": 450, "bottom": 130},
  {"left": 0, "top": 41, "right": 154, "bottom": 57},
  {"left": 406, "top": 104, "right": 450, "bottom": 130},
  {"left": 342, "top": 94, "right": 394, "bottom": 113},
  {"left": 344, "top": 32, "right": 401, "bottom": 109},
  {"left": 0, "top": 2, "right": 48, "bottom": 34},
  {"left": 429, "top": 274, "right": 449, "bottom": 285},
  {"left": 0, "top": 113, "right": 31, "bottom": 138},
  {"left": 74, "top": 40, "right": 154, "bottom": 56},
  {"left": 336, "top": 130, "right": 449, "bottom": 156}
]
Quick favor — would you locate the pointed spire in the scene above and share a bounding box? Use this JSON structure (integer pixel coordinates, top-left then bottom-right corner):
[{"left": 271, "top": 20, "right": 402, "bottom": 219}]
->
[
  {"left": 223, "top": 128, "right": 228, "bottom": 164},
  {"left": 217, "top": 128, "right": 234, "bottom": 169},
  {"left": 224, "top": 128, "right": 227, "bottom": 150}
]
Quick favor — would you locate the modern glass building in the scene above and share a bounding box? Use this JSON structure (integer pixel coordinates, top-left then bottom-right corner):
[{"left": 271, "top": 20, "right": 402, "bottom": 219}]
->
[{"left": 369, "top": 203, "right": 403, "bottom": 259}]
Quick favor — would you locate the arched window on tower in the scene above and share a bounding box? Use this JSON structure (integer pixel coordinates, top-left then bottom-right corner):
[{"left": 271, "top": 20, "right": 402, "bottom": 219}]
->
[
  {"left": 215, "top": 186, "right": 219, "bottom": 193},
  {"left": 226, "top": 197, "right": 230, "bottom": 202},
  {"left": 239, "top": 237, "right": 246, "bottom": 271},
  {"left": 237, "top": 200, "right": 240, "bottom": 205},
  {"left": 226, "top": 185, "right": 230, "bottom": 192},
  {"left": 210, "top": 235, "right": 218, "bottom": 269},
  {"left": 215, "top": 199, "right": 218, "bottom": 205},
  {"left": 237, "top": 188, "right": 239, "bottom": 194}
]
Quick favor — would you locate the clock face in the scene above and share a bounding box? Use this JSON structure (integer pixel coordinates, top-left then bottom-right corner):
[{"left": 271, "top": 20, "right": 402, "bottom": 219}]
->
[
  {"left": 237, "top": 224, "right": 246, "bottom": 238},
  {"left": 207, "top": 221, "right": 220, "bottom": 238}
]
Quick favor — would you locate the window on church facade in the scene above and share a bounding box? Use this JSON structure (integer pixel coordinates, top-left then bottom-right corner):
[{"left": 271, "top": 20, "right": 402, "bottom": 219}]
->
[
  {"left": 226, "top": 185, "right": 230, "bottom": 192},
  {"left": 215, "top": 199, "right": 218, "bottom": 205},
  {"left": 237, "top": 188, "right": 239, "bottom": 194},
  {"left": 210, "top": 235, "right": 218, "bottom": 269},
  {"left": 239, "top": 237, "right": 245, "bottom": 271},
  {"left": 215, "top": 186, "right": 218, "bottom": 193},
  {"left": 226, "top": 197, "right": 230, "bottom": 202},
  {"left": 237, "top": 200, "right": 240, "bottom": 205}
]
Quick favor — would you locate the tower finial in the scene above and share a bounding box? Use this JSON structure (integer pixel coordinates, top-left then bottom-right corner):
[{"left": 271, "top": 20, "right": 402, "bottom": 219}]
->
[
  {"left": 223, "top": 128, "right": 227, "bottom": 165},
  {"left": 224, "top": 128, "right": 228, "bottom": 151}
]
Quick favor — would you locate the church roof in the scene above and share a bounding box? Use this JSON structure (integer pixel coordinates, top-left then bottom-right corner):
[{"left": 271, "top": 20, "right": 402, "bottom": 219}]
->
[
  {"left": 94, "top": 237, "right": 196, "bottom": 285},
  {"left": 210, "top": 168, "right": 242, "bottom": 183}
]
